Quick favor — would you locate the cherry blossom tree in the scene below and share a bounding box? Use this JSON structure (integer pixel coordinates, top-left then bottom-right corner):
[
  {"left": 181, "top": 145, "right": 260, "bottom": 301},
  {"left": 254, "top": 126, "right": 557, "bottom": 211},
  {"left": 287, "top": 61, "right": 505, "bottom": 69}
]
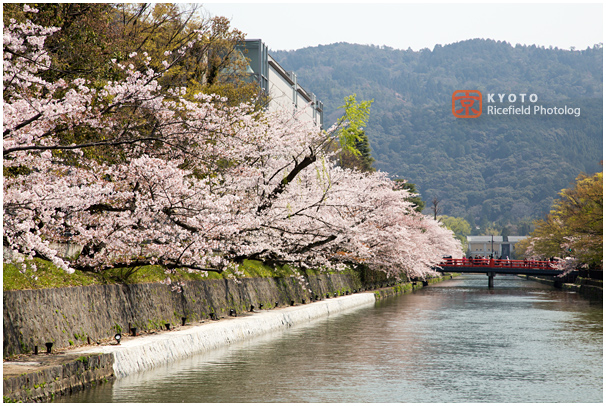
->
[{"left": 4, "top": 8, "right": 462, "bottom": 283}]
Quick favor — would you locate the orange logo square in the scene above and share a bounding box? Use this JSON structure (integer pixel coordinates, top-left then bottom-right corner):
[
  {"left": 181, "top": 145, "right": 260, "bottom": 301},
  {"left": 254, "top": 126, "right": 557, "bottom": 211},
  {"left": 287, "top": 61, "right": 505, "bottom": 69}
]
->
[{"left": 452, "top": 90, "right": 482, "bottom": 118}]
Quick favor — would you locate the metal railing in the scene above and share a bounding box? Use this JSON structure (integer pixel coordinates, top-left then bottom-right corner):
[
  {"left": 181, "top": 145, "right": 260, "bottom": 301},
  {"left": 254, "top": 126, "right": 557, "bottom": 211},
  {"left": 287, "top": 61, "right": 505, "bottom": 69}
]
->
[{"left": 439, "top": 258, "right": 557, "bottom": 271}]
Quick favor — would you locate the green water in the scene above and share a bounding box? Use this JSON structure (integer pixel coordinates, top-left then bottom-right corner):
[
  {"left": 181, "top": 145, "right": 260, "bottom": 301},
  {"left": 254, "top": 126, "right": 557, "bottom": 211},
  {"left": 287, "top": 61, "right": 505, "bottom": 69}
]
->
[{"left": 59, "top": 275, "right": 603, "bottom": 403}]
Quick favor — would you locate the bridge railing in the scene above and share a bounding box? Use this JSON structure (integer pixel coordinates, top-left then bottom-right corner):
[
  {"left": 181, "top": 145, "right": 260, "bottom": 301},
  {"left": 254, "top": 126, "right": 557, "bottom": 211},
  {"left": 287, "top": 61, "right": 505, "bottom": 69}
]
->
[{"left": 439, "top": 258, "right": 557, "bottom": 270}]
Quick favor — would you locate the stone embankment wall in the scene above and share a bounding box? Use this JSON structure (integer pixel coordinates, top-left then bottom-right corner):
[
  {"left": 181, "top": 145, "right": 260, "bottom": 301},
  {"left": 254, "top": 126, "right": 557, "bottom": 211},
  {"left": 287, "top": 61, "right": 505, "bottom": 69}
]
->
[
  {"left": 526, "top": 275, "right": 603, "bottom": 302},
  {"left": 3, "top": 273, "right": 362, "bottom": 358},
  {"left": 566, "top": 277, "right": 603, "bottom": 302},
  {"left": 3, "top": 353, "right": 114, "bottom": 403},
  {"left": 373, "top": 274, "right": 455, "bottom": 300},
  {"left": 87, "top": 293, "right": 378, "bottom": 379}
]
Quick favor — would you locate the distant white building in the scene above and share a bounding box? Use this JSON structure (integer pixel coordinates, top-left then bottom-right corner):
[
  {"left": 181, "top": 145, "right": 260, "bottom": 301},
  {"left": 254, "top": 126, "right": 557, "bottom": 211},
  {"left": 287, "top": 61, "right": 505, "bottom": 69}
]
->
[
  {"left": 236, "top": 39, "right": 324, "bottom": 128},
  {"left": 467, "top": 235, "right": 528, "bottom": 258}
]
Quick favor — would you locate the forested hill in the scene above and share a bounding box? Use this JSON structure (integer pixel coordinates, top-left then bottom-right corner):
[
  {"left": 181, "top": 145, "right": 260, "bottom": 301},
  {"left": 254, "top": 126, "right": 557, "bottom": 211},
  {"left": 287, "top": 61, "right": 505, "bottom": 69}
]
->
[{"left": 271, "top": 39, "right": 603, "bottom": 229}]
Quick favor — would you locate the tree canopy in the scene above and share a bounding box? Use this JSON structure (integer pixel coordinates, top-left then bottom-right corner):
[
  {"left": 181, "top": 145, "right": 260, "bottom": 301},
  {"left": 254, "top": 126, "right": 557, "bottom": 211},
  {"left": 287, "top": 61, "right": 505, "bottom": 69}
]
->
[
  {"left": 439, "top": 215, "right": 471, "bottom": 251},
  {"left": 518, "top": 171, "right": 603, "bottom": 271}
]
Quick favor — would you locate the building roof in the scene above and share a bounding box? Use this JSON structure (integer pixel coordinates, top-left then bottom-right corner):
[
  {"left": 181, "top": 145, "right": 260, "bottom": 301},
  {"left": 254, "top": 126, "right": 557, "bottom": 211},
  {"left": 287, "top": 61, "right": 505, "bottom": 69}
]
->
[
  {"left": 506, "top": 236, "right": 528, "bottom": 242},
  {"left": 467, "top": 235, "right": 528, "bottom": 243},
  {"left": 467, "top": 236, "right": 504, "bottom": 243}
]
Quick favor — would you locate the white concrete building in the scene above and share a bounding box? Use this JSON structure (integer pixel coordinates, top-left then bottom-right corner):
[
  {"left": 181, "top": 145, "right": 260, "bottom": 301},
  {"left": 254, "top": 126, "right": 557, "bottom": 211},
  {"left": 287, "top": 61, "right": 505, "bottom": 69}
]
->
[
  {"left": 467, "top": 235, "right": 528, "bottom": 258},
  {"left": 237, "top": 39, "right": 324, "bottom": 128}
]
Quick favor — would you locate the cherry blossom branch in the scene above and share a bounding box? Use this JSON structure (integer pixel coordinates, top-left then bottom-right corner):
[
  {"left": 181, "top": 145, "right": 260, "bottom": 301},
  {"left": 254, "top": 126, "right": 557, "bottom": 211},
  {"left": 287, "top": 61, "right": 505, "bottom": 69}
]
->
[{"left": 257, "top": 147, "right": 317, "bottom": 213}]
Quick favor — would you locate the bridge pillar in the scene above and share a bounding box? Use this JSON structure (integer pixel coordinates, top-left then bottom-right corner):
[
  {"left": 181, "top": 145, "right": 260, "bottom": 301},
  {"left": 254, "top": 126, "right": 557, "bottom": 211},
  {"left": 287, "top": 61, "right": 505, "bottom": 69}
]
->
[{"left": 487, "top": 272, "right": 495, "bottom": 288}]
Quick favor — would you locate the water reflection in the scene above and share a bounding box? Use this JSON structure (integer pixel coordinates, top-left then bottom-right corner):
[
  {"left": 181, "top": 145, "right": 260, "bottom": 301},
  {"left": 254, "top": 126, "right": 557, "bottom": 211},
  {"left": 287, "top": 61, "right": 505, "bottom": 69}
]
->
[{"left": 59, "top": 275, "right": 602, "bottom": 403}]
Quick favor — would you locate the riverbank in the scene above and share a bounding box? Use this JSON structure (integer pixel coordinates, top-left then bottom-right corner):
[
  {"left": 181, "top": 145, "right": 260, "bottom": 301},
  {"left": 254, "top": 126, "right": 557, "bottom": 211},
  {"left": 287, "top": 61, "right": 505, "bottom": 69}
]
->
[
  {"left": 48, "top": 273, "right": 601, "bottom": 403},
  {"left": 3, "top": 275, "right": 455, "bottom": 402},
  {"left": 4, "top": 294, "right": 375, "bottom": 403},
  {"left": 524, "top": 275, "right": 602, "bottom": 302},
  {"left": 3, "top": 353, "right": 114, "bottom": 403}
]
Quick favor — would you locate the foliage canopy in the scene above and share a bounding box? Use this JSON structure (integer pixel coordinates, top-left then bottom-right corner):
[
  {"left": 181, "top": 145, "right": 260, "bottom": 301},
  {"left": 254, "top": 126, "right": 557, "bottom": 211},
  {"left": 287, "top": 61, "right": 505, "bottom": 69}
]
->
[{"left": 519, "top": 171, "right": 603, "bottom": 270}]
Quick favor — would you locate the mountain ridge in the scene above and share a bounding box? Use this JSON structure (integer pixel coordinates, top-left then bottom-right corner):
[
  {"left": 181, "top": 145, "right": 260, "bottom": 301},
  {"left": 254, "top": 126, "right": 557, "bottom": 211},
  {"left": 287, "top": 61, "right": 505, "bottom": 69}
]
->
[{"left": 271, "top": 39, "right": 603, "bottom": 229}]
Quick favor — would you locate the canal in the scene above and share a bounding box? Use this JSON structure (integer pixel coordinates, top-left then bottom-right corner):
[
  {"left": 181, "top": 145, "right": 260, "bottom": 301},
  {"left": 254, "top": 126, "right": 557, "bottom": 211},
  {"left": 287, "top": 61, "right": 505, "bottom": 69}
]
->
[{"left": 59, "top": 275, "right": 602, "bottom": 403}]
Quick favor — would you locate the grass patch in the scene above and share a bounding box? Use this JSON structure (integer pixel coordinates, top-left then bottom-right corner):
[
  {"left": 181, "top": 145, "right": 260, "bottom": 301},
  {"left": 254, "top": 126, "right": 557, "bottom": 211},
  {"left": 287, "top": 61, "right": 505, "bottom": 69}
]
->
[
  {"left": 240, "top": 260, "right": 295, "bottom": 278},
  {"left": 3, "top": 259, "right": 102, "bottom": 291},
  {"left": 111, "top": 265, "right": 212, "bottom": 284},
  {"left": 4, "top": 258, "right": 302, "bottom": 291}
]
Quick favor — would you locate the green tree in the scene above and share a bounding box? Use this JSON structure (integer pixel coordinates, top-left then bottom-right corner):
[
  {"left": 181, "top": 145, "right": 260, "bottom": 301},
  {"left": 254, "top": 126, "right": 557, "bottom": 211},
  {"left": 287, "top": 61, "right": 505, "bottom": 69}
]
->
[
  {"left": 114, "top": 4, "right": 259, "bottom": 105},
  {"left": 336, "top": 94, "right": 373, "bottom": 156},
  {"left": 524, "top": 172, "right": 603, "bottom": 268},
  {"left": 3, "top": 3, "right": 262, "bottom": 169},
  {"left": 483, "top": 225, "right": 501, "bottom": 237},
  {"left": 439, "top": 215, "right": 471, "bottom": 250},
  {"left": 338, "top": 130, "right": 375, "bottom": 172},
  {"left": 3, "top": 3, "right": 122, "bottom": 83},
  {"left": 394, "top": 180, "right": 425, "bottom": 212},
  {"left": 3, "top": 4, "right": 259, "bottom": 105},
  {"left": 329, "top": 94, "right": 375, "bottom": 171}
]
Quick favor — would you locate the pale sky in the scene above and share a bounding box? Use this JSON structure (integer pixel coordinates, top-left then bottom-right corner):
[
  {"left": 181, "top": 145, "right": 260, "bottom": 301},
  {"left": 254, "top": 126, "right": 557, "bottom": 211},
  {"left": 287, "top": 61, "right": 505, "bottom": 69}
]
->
[{"left": 199, "top": 2, "right": 603, "bottom": 52}]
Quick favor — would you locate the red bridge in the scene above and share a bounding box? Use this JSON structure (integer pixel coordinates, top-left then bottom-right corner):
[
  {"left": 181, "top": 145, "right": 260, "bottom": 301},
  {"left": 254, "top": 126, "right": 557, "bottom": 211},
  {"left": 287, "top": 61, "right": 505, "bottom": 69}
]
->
[{"left": 437, "top": 258, "right": 565, "bottom": 287}]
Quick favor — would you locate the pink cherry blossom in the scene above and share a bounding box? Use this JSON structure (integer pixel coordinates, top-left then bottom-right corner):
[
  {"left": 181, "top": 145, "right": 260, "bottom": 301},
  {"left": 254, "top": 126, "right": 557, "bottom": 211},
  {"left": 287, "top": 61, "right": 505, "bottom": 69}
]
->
[{"left": 3, "top": 11, "right": 462, "bottom": 283}]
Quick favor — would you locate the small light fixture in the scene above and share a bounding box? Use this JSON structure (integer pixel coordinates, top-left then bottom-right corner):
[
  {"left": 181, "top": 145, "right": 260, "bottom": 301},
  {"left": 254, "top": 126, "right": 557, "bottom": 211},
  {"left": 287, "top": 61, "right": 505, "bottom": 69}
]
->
[{"left": 114, "top": 334, "right": 121, "bottom": 345}]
